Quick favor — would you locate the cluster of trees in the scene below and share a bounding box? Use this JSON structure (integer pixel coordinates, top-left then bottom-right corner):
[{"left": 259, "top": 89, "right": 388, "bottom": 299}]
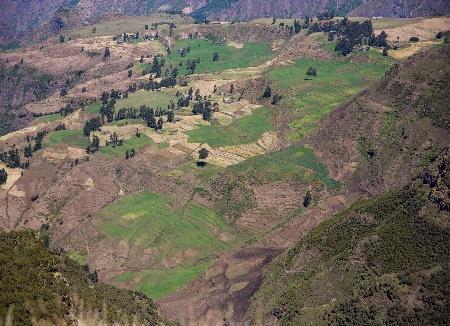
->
[
  {"left": 191, "top": 89, "right": 218, "bottom": 121},
  {"left": 304, "top": 17, "right": 388, "bottom": 55},
  {"left": 0, "top": 148, "right": 22, "bottom": 169},
  {"left": 113, "top": 31, "right": 159, "bottom": 44},
  {"left": 83, "top": 117, "right": 102, "bottom": 136}
]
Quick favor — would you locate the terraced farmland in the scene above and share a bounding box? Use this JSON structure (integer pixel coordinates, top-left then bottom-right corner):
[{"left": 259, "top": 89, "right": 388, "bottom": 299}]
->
[
  {"left": 267, "top": 51, "right": 394, "bottom": 140},
  {"left": 97, "top": 191, "right": 247, "bottom": 299}
]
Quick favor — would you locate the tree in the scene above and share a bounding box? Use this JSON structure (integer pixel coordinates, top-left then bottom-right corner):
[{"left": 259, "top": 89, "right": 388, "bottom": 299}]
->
[
  {"left": 0, "top": 168, "right": 7, "bottom": 185},
  {"left": 92, "top": 27, "right": 96, "bottom": 33},
  {"left": 272, "top": 18, "right": 277, "bottom": 25},
  {"left": 60, "top": 88, "right": 68, "bottom": 97},
  {"left": 212, "top": 52, "right": 220, "bottom": 61},
  {"left": 59, "top": 35, "right": 65, "bottom": 43},
  {"left": 156, "top": 117, "right": 163, "bottom": 130},
  {"left": 128, "top": 69, "right": 133, "bottom": 77},
  {"left": 230, "top": 84, "right": 235, "bottom": 94},
  {"left": 145, "top": 24, "right": 149, "bottom": 30},
  {"left": 272, "top": 94, "right": 282, "bottom": 105},
  {"left": 87, "top": 135, "right": 100, "bottom": 154},
  {"left": 82, "top": 87, "right": 87, "bottom": 93},
  {"left": 303, "top": 190, "right": 312, "bottom": 208},
  {"left": 263, "top": 85, "right": 272, "bottom": 98},
  {"left": 199, "top": 148, "right": 209, "bottom": 160},
  {"left": 167, "top": 110, "right": 174, "bottom": 123},
  {"left": 24, "top": 144, "right": 33, "bottom": 158},
  {"left": 104, "top": 47, "right": 110, "bottom": 58},
  {"left": 436, "top": 31, "right": 444, "bottom": 39},
  {"left": 83, "top": 117, "right": 102, "bottom": 136},
  {"left": 382, "top": 48, "right": 388, "bottom": 56},
  {"left": 409, "top": 36, "right": 419, "bottom": 43},
  {"left": 306, "top": 66, "right": 317, "bottom": 78}
]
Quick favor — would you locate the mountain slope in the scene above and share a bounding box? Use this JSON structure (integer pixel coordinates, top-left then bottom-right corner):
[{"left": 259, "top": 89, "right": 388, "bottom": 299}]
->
[
  {"left": 247, "top": 44, "right": 450, "bottom": 325},
  {"left": 0, "top": 230, "right": 171, "bottom": 325},
  {"left": 308, "top": 44, "right": 450, "bottom": 195},
  {"left": 2, "top": 0, "right": 449, "bottom": 46}
]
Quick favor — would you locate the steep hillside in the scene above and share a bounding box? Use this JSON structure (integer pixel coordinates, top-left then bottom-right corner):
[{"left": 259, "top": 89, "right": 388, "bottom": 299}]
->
[
  {"left": 247, "top": 43, "right": 450, "bottom": 326},
  {"left": 0, "top": 230, "right": 171, "bottom": 325},
  {"left": 308, "top": 44, "right": 450, "bottom": 195},
  {"left": 248, "top": 175, "right": 449, "bottom": 325}
]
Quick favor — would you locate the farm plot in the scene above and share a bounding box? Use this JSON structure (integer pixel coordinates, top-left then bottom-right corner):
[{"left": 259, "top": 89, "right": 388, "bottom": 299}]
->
[
  {"left": 98, "top": 191, "right": 246, "bottom": 299},
  {"left": 267, "top": 52, "right": 393, "bottom": 141},
  {"left": 164, "top": 39, "right": 272, "bottom": 74}
]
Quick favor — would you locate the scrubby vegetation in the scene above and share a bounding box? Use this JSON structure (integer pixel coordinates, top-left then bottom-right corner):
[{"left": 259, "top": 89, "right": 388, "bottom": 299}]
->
[
  {"left": 248, "top": 181, "right": 450, "bottom": 324},
  {"left": 0, "top": 230, "right": 168, "bottom": 325}
]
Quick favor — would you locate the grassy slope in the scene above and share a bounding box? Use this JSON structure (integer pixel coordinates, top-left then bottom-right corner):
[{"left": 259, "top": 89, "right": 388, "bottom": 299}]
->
[
  {"left": 0, "top": 230, "right": 166, "bottom": 325},
  {"left": 165, "top": 39, "right": 272, "bottom": 74},
  {"left": 43, "top": 129, "right": 89, "bottom": 148},
  {"left": 99, "top": 134, "right": 153, "bottom": 156},
  {"left": 248, "top": 181, "right": 449, "bottom": 325},
  {"left": 187, "top": 107, "right": 271, "bottom": 147},
  {"left": 98, "top": 191, "right": 246, "bottom": 299},
  {"left": 115, "top": 89, "right": 176, "bottom": 110},
  {"left": 267, "top": 50, "right": 394, "bottom": 141}
]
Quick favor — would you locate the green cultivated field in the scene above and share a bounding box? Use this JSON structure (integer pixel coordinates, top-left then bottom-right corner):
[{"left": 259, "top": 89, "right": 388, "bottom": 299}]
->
[
  {"left": 43, "top": 129, "right": 89, "bottom": 148},
  {"left": 166, "top": 39, "right": 272, "bottom": 74},
  {"left": 267, "top": 51, "right": 394, "bottom": 140},
  {"left": 99, "top": 134, "right": 153, "bottom": 156},
  {"left": 86, "top": 102, "right": 101, "bottom": 114},
  {"left": 225, "top": 145, "right": 339, "bottom": 189},
  {"left": 187, "top": 107, "right": 272, "bottom": 147},
  {"left": 39, "top": 113, "right": 62, "bottom": 123},
  {"left": 115, "top": 90, "right": 176, "bottom": 110},
  {"left": 99, "top": 191, "right": 246, "bottom": 298}
]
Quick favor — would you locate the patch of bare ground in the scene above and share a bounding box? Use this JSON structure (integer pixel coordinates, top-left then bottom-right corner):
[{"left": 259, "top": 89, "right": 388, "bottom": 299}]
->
[
  {"left": 236, "top": 182, "right": 307, "bottom": 233},
  {"left": 376, "top": 17, "right": 450, "bottom": 42},
  {"left": 158, "top": 246, "right": 283, "bottom": 326}
]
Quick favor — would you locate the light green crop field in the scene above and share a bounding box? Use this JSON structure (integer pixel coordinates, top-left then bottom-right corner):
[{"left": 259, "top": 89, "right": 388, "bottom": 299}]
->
[
  {"left": 38, "top": 113, "right": 62, "bottom": 123},
  {"left": 187, "top": 107, "right": 272, "bottom": 147},
  {"left": 165, "top": 39, "right": 272, "bottom": 74},
  {"left": 99, "top": 134, "right": 153, "bottom": 156},
  {"left": 267, "top": 49, "right": 394, "bottom": 141},
  {"left": 43, "top": 129, "right": 89, "bottom": 148},
  {"left": 115, "top": 89, "right": 176, "bottom": 110},
  {"left": 225, "top": 145, "right": 339, "bottom": 189},
  {"left": 68, "top": 250, "right": 87, "bottom": 265},
  {"left": 86, "top": 102, "right": 101, "bottom": 114},
  {"left": 116, "top": 264, "right": 209, "bottom": 300},
  {"left": 99, "top": 191, "right": 246, "bottom": 298}
]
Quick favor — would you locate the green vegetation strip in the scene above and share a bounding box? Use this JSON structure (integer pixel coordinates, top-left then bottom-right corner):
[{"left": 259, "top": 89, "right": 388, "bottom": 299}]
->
[
  {"left": 43, "top": 129, "right": 89, "bottom": 148},
  {"left": 225, "top": 145, "right": 339, "bottom": 189},
  {"left": 166, "top": 39, "right": 272, "bottom": 74},
  {"left": 187, "top": 107, "right": 272, "bottom": 147},
  {"left": 115, "top": 89, "right": 176, "bottom": 110},
  {"left": 99, "top": 134, "right": 153, "bottom": 156},
  {"left": 267, "top": 49, "right": 394, "bottom": 141}
]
